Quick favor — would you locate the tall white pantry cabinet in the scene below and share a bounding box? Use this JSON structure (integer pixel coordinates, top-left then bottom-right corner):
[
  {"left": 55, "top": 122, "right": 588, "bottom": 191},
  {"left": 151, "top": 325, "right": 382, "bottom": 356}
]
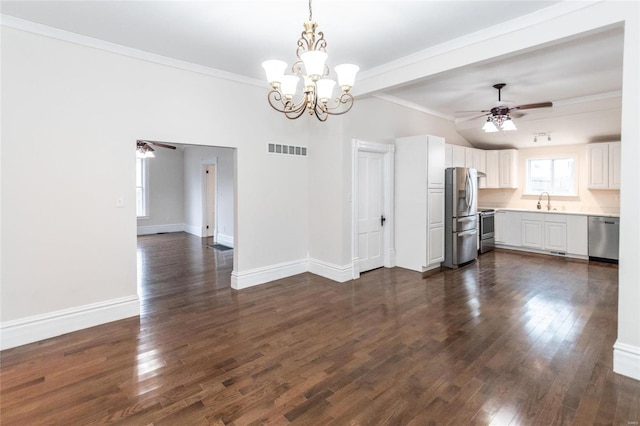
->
[{"left": 394, "top": 135, "right": 446, "bottom": 272}]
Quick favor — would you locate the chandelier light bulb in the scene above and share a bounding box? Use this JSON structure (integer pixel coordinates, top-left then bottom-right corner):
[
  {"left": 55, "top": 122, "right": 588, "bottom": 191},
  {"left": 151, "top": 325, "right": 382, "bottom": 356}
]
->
[
  {"left": 335, "top": 64, "right": 359, "bottom": 91},
  {"left": 316, "top": 79, "right": 336, "bottom": 103},
  {"left": 280, "top": 75, "right": 300, "bottom": 99},
  {"left": 262, "top": 60, "right": 287, "bottom": 87},
  {"left": 300, "top": 51, "right": 328, "bottom": 81}
]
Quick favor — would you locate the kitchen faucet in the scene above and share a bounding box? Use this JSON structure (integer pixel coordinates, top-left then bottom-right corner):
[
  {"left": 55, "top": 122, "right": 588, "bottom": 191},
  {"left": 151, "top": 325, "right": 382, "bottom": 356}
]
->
[{"left": 537, "top": 192, "right": 551, "bottom": 210}]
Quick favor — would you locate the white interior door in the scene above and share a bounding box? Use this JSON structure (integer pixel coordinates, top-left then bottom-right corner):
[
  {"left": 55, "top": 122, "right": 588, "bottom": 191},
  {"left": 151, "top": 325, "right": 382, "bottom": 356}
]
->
[
  {"left": 205, "top": 165, "right": 216, "bottom": 238},
  {"left": 357, "top": 151, "right": 385, "bottom": 272}
]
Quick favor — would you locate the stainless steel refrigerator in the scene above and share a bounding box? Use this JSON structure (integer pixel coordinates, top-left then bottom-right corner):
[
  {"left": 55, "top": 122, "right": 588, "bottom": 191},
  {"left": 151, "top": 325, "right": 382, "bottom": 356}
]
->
[{"left": 442, "top": 167, "right": 478, "bottom": 268}]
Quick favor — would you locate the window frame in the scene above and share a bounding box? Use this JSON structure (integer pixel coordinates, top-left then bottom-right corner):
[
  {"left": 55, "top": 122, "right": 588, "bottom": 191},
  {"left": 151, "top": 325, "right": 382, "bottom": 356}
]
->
[
  {"left": 136, "top": 157, "right": 150, "bottom": 218},
  {"left": 524, "top": 155, "right": 578, "bottom": 196}
]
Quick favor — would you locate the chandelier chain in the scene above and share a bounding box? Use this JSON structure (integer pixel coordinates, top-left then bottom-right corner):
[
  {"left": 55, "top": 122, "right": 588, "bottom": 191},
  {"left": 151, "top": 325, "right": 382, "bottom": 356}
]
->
[{"left": 308, "top": 0, "right": 313, "bottom": 21}]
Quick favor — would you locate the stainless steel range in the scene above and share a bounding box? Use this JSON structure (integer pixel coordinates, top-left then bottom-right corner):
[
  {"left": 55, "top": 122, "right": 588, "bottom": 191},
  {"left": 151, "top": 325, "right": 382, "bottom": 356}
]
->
[{"left": 478, "top": 209, "right": 495, "bottom": 254}]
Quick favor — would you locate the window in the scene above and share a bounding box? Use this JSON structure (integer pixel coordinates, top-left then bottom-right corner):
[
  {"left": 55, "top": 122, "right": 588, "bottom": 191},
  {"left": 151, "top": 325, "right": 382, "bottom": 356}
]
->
[
  {"left": 136, "top": 157, "right": 148, "bottom": 217},
  {"left": 526, "top": 157, "right": 576, "bottom": 195}
]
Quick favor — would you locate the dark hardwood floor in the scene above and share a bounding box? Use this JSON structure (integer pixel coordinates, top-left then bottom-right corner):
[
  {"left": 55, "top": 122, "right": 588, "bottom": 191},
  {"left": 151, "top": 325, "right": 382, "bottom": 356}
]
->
[{"left": 2, "top": 232, "right": 639, "bottom": 425}]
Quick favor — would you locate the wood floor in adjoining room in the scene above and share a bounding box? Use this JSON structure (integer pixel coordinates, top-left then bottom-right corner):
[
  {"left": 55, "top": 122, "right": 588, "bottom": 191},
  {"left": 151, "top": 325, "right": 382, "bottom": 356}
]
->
[{"left": 2, "top": 233, "right": 639, "bottom": 425}]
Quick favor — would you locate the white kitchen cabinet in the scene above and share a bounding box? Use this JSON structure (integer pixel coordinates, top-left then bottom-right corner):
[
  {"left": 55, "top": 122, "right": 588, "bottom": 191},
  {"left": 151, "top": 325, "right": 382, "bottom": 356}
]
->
[
  {"left": 521, "top": 213, "right": 543, "bottom": 249},
  {"left": 499, "top": 149, "right": 518, "bottom": 188},
  {"left": 566, "top": 215, "right": 588, "bottom": 256},
  {"left": 485, "top": 150, "right": 500, "bottom": 188},
  {"left": 445, "top": 144, "right": 453, "bottom": 168},
  {"left": 496, "top": 210, "right": 592, "bottom": 258},
  {"left": 428, "top": 138, "right": 446, "bottom": 188},
  {"left": 609, "top": 142, "right": 621, "bottom": 189},
  {"left": 495, "top": 210, "right": 521, "bottom": 246},
  {"left": 544, "top": 214, "right": 567, "bottom": 252},
  {"left": 395, "top": 135, "right": 446, "bottom": 272},
  {"left": 452, "top": 145, "right": 466, "bottom": 167},
  {"left": 465, "top": 147, "right": 475, "bottom": 168},
  {"left": 587, "top": 142, "right": 620, "bottom": 190},
  {"left": 427, "top": 189, "right": 445, "bottom": 265}
]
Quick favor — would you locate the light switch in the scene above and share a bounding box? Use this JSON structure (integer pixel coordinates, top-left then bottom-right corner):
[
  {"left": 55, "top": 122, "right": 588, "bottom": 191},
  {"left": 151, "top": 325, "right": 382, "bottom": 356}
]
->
[{"left": 116, "top": 198, "right": 124, "bottom": 208}]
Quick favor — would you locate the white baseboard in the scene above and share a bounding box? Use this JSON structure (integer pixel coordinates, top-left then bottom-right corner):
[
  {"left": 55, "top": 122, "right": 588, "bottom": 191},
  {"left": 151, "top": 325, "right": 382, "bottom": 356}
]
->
[
  {"left": 613, "top": 341, "right": 640, "bottom": 380},
  {"left": 308, "top": 258, "right": 353, "bottom": 283},
  {"left": 137, "top": 223, "right": 184, "bottom": 235},
  {"left": 231, "top": 258, "right": 308, "bottom": 290},
  {"left": 183, "top": 223, "right": 203, "bottom": 237},
  {"left": 0, "top": 295, "right": 140, "bottom": 350},
  {"left": 216, "top": 233, "right": 234, "bottom": 248}
]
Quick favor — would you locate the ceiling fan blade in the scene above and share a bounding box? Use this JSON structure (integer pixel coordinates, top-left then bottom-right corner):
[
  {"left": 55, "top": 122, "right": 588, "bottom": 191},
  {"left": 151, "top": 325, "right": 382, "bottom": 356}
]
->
[
  {"left": 458, "top": 112, "right": 489, "bottom": 122},
  {"left": 512, "top": 102, "right": 553, "bottom": 111},
  {"left": 139, "top": 139, "right": 177, "bottom": 150}
]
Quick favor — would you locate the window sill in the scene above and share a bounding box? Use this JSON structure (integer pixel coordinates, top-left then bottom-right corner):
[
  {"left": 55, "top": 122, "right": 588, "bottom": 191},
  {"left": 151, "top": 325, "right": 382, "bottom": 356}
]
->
[{"left": 137, "top": 216, "right": 150, "bottom": 220}]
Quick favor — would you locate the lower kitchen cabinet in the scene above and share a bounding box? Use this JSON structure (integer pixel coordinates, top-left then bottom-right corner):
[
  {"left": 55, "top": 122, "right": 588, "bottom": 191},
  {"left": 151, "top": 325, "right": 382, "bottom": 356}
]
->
[
  {"left": 496, "top": 210, "right": 585, "bottom": 258},
  {"left": 522, "top": 217, "right": 543, "bottom": 249},
  {"left": 566, "top": 215, "right": 588, "bottom": 256},
  {"left": 495, "top": 210, "right": 521, "bottom": 246},
  {"left": 544, "top": 215, "right": 567, "bottom": 252}
]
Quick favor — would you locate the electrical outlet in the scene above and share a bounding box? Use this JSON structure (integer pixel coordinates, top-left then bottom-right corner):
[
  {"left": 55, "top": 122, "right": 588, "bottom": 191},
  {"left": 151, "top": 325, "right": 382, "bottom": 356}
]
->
[{"left": 116, "top": 198, "right": 124, "bottom": 208}]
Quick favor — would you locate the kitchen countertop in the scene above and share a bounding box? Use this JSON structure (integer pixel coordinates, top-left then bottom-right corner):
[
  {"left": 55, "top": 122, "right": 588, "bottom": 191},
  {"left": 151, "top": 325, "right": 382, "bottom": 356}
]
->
[{"left": 482, "top": 208, "right": 620, "bottom": 218}]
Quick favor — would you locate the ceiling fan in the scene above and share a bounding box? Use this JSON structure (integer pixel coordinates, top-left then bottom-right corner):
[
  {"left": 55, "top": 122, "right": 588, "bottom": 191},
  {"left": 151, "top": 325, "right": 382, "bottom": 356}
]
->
[
  {"left": 136, "top": 139, "right": 176, "bottom": 158},
  {"left": 458, "top": 83, "right": 553, "bottom": 121}
]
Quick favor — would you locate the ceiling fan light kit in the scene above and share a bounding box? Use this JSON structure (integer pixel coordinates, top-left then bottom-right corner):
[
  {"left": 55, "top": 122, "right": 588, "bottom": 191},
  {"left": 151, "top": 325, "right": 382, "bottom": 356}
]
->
[
  {"left": 261, "top": 0, "right": 359, "bottom": 121},
  {"left": 136, "top": 140, "right": 177, "bottom": 158},
  {"left": 478, "top": 83, "right": 552, "bottom": 133}
]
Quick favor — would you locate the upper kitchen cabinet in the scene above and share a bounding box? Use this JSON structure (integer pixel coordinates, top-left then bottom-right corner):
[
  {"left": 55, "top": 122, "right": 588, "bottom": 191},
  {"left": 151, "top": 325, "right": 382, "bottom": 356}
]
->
[
  {"left": 587, "top": 142, "right": 621, "bottom": 190},
  {"left": 483, "top": 149, "right": 518, "bottom": 189},
  {"left": 499, "top": 149, "right": 518, "bottom": 188}
]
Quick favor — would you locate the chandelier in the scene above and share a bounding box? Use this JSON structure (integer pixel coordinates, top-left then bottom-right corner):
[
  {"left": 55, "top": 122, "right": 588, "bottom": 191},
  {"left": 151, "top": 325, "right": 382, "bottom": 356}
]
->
[{"left": 261, "top": 0, "right": 359, "bottom": 121}]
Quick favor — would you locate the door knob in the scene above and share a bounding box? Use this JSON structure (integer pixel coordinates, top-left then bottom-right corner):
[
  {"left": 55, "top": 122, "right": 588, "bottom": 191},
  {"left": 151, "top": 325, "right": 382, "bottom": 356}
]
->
[{"left": 381, "top": 215, "right": 386, "bottom": 226}]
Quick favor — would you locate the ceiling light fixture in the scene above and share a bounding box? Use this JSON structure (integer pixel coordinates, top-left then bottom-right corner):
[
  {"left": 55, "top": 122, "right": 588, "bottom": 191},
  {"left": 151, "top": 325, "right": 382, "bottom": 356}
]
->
[
  {"left": 136, "top": 141, "right": 155, "bottom": 158},
  {"left": 533, "top": 132, "right": 552, "bottom": 143},
  {"left": 482, "top": 84, "right": 517, "bottom": 133},
  {"left": 261, "top": 0, "right": 359, "bottom": 121}
]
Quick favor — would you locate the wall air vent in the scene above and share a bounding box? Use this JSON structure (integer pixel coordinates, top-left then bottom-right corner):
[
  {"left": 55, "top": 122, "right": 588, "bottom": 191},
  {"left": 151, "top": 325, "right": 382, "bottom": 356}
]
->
[{"left": 267, "top": 143, "right": 307, "bottom": 157}]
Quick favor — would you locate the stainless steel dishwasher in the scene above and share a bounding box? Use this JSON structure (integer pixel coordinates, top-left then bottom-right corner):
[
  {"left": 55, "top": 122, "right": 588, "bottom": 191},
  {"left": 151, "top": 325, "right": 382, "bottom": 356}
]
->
[{"left": 588, "top": 216, "right": 619, "bottom": 263}]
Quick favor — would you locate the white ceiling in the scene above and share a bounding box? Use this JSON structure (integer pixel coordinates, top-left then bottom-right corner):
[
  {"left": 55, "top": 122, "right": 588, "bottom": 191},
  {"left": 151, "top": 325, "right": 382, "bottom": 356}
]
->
[{"left": 1, "top": 0, "right": 623, "bottom": 149}]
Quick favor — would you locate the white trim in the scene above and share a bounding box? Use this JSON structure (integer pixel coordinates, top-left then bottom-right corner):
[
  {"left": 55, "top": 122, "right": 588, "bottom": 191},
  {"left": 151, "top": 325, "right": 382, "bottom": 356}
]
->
[
  {"left": 0, "top": 296, "right": 140, "bottom": 350},
  {"left": 613, "top": 341, "right": 640, "bottom": 381},
  {"left": 202, "top": 158, "right": 218, "bottom": 239},
  {"left": 136, "top": 223, "right": 184, "bottom": 235},
  {"left": 183, "top": 223, "right": 203, "bottom": 237},
  {"left": 373, "top": 94, "right": 455, "bottom": 121},
  {"left": 0, "top": 14, "right": 265, "bottom": 88},
  {"left": 216, "top": 233, "right": 234, "bottom": 248},
  {"left": 494, "top": 244, "right": 588, "bottom": 260},
  {"left": 230, "top": 259, "right": 307, "bottom": 290},
  {"left": 355, "top": 1, "right": 598, "bottom": 91},
  {"left": 351, "top": 139, "right": 396, "bottom": 280},
  {"left": 308, "top": 258, "right": 353, "bottom": 283}
]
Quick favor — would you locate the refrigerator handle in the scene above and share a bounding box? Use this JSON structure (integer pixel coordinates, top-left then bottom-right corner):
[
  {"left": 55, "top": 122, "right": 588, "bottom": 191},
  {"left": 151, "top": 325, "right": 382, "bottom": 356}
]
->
[{"left": 466, "top": 170, "right": 473, "bottom": 211}]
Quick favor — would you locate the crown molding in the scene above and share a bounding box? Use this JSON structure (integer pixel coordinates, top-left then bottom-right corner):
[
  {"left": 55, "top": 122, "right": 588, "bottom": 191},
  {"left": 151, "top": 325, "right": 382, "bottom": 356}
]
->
[{"left": 0, "top": 14, "right": 266, "bottom": 88}]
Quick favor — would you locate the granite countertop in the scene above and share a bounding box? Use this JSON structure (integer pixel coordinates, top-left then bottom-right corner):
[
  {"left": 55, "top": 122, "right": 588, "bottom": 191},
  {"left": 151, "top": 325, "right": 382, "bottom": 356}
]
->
[{"left": 486, "top": 208, "right": 620, "bottom": 218}]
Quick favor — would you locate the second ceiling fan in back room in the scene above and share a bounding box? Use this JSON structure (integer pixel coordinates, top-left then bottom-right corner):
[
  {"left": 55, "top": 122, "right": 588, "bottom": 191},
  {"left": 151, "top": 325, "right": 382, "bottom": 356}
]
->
[
  {"left": 136, "top": 140, "right": 176, "bottom": 158},
  {"left": 458, "top": 83, "right": 553, "bottom": 133}
]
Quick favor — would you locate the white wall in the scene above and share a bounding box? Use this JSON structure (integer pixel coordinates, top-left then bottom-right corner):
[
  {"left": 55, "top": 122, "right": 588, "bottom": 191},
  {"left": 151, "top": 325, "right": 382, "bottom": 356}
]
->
[
  {"left": 0, "top": 25, "right": 311, "bottom": 346},
  {"left": 478, "top": 143, "right": 620, "bottom": 214},
  {"left": 182, "top": 145, "right": 235, "bottom": 242},
  {"left": 137, "top": 146, "right": 185, "bottom": 233}
]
